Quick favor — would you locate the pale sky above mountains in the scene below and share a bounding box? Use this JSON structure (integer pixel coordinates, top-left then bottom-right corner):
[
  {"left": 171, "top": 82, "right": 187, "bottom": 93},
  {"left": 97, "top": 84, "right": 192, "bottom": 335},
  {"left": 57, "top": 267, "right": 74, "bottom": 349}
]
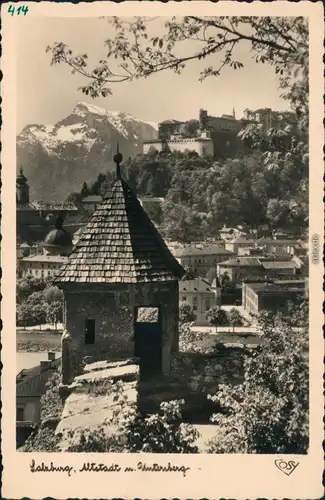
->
[{"left": 17, "top": 16, "right": 291, "bottom": 133}]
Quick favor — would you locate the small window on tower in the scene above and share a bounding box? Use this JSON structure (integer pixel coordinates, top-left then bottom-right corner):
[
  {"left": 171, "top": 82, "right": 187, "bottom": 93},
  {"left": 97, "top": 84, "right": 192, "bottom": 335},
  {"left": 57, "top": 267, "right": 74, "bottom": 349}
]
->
[{"left": 85, "top": 319, "right": 96, "bottom": 345}]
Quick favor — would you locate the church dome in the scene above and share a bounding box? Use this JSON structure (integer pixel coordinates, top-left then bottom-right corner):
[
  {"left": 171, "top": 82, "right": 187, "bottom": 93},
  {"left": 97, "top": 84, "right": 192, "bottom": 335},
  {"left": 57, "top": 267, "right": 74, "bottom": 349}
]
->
[
  {"left": 44, "top": 228, "right": 72, "bottom": 247},
  {"left": 43, "top": 215, "right": 73, "bottom": 255}
]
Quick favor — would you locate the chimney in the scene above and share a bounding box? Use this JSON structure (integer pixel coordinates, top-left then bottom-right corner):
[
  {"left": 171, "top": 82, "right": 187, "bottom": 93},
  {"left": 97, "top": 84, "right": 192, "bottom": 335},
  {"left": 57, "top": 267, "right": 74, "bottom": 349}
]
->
[
  {"left": 40, "top": 361, "right": 51, "bottom": 372},
  {"left": 48, "top": 352, "right": 55, "bottom": 362}
]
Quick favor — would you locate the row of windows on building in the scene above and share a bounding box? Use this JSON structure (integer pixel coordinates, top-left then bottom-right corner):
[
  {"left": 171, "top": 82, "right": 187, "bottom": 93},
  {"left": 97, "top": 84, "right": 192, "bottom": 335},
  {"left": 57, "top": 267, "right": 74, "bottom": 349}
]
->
[
  {"left": 22, "top": 269, "right": 58, "bottom": 278},
  {"left": 185, "top": 258, "right": 219, "bottom": 264},
  {"left": 181, "top": 296, "right": 212, "bottom": 312}
]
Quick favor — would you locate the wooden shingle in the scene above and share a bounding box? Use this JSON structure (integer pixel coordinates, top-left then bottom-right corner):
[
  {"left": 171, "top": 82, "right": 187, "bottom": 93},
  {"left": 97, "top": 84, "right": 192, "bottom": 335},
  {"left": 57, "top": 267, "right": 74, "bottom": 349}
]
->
[{"left": 55, "top": 177, "right": 185, "bottom": 284}]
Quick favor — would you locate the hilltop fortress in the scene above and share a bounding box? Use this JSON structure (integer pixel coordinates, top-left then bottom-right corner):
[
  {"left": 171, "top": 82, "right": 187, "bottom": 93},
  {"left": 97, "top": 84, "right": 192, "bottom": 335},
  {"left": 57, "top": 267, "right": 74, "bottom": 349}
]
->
[{"left": 143, "top": 107, "right": 297, "bottom": 158}]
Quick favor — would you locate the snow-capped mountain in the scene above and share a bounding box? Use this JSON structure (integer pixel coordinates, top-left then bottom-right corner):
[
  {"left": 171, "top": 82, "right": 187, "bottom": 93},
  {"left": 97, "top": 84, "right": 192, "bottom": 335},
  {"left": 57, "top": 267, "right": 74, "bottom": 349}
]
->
[{"left": 17, "top": 102, "right": 159, "bottom": 200}]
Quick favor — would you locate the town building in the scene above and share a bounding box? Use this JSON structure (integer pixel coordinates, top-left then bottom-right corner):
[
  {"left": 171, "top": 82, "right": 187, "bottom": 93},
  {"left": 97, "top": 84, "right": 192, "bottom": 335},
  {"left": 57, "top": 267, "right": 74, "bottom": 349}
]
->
[
  {"left": 217, "top": 257, "right": 264, "bottom": 283},
  {"left": 174, "top": 246, "right": 235, "bottom": 277},
  {"left": 16, "top": 353, "right": 60, "bottom": 424},
  {"left": 19, "top": 215, "right": 72, "bottom": 278},
  {"left": 217, "top": 256, "right": 297, "bottom": 284},
  {"left": 292, "top": 254, "right": 309, "bottom": 277},
  {"left": 259, "top": 260, "right": 297, "bottom": 278},
  {"left": 16, "top": 167, "right": 89, "bottom": 244},
  {"left": 17, "top": 242, "right": 31, "bottom": 259},
  {"left": 19, "top": 254, "right": 68, "bottom": 279},
  {"left": 242, "top": 280, "right": 306, "bottom": 316},
  {"left": 179, "top": 278, "right": 221, "bottom": 326},
  {"left": 218, "top": 225, "right": 247, "bottom": 241},
  {"left": 55, "top": 148, "right": 185, "bottom": 384},
  {"left": 256, "top": 237, "right": 298, "bottom": 256},
  {"left": 225, "top": 236, "right": 256, "bottom": 254}
]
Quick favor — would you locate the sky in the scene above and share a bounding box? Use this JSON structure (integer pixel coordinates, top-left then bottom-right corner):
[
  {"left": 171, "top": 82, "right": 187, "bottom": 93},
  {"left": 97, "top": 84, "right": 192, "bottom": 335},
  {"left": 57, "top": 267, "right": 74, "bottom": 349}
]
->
[{"left": 16, "top": 17, "right": 291, "bottom": 133}]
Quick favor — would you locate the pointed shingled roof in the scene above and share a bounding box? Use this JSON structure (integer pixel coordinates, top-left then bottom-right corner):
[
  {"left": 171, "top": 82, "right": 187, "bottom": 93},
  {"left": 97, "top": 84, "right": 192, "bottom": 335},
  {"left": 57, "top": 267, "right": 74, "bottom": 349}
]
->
[{"left": 55, "top": 177, "right": 185, "bottom": 284}]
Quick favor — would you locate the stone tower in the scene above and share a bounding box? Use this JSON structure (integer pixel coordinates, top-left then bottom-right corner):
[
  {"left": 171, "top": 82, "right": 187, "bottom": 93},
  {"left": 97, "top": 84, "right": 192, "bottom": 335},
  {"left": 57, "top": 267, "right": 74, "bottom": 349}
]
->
[
  {"left": 55, "top": 147, "right": 185, "bottom": 384},
  {"left": 16, "top": 167, "right": 30, "bottom": 204}
]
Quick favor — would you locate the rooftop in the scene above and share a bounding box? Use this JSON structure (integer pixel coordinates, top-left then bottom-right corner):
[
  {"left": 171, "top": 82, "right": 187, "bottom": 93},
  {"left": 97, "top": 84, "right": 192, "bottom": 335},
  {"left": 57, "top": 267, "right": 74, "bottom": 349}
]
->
[
  {"left": 257, "top": 238, "right": 298, "bottom": 245},
  {"left": 17, "top": 201, "right": 78, "bottom": 211},
  {"left": 56, "top": 169, "right": 185, "bottom": 284},
  {"left": 261, "top": 261, "right": 297, "bottom": 269},
  {"left": 258, "top": 254, "right": 293, "bottom": 262},
  {"left": 21, "top": 255, "right": 68, "bottom": 263},
  {"left": 218, "top": 257, "right": 261, "bottom": 267},
  {"left": 245, "top": 281, "right": 306, "bottom": 294},
  {"left": 174, "top": 246, "right": 234, "bottom": 257},
  {"left": 16, "top": 358, "right": 61, "bottom": 398},
  {"left": 229, "top": 236, "right": 256, "bottom": 244},
  {"left": 219, "top": 226, "right": 236, "bottom": 233}
]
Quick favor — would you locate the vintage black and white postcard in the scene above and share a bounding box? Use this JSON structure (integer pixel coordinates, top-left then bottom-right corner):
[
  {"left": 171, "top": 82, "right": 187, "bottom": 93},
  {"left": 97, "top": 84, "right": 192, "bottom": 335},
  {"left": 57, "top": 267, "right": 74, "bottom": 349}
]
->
[{"left": 1, "top": 1, "right": 324, "bottom": 498}]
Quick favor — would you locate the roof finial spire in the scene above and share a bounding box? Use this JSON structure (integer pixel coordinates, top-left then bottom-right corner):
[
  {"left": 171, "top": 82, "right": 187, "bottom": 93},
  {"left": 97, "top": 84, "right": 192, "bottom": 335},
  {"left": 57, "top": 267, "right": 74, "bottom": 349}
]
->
[{"left": 113, "top": 143, "right": 123, "bottom": 179}]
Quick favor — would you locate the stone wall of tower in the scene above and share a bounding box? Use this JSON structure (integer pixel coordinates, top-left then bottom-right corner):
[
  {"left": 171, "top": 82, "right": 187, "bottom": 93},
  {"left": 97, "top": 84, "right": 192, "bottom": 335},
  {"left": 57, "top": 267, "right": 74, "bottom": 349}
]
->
[{"left": 61, "top": 281, "right": 180, "bottom": 384}]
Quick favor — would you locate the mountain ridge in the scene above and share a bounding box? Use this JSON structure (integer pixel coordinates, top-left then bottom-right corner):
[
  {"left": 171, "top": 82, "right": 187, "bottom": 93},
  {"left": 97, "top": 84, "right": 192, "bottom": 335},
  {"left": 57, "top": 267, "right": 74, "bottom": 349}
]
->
[{"left": 17, "top": 102, "right": 159, "bottom": 200}]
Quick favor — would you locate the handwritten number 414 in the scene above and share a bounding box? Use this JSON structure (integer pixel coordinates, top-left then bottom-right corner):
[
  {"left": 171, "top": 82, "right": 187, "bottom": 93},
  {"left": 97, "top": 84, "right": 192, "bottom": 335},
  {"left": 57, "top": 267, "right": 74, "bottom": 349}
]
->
[{"left": 8, "top": 5, "right": 29, "bottom": 16}]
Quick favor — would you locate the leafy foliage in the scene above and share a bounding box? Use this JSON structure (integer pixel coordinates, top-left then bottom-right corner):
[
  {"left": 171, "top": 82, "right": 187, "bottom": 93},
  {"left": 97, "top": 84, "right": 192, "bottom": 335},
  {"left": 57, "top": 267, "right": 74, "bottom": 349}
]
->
[
  {"left": 207, "top": 304, "right": 309, "bottom": 453},
  {"left": 46, "top": 17, "right": 308, "bottom": 130},
  {"left": 227, "top": 308, "right": 245, "bottom": 329},
  {"left": 40, "top": 372, "right": 64, "bottom": 421},
  {"left": 79, "top": 146, "right": 307, "bottom": 243},
  {"left": 206, "top": 307, "right": 229, "bottom": 332},
  {"left": 17, "top": 277, "right": 63, "bottom": 327},
  {"left": 178, "top": 323, "right": 209, "bottom": 353},
  {"left": 179, "top": 302, "right": 197, "bottom": 325}
]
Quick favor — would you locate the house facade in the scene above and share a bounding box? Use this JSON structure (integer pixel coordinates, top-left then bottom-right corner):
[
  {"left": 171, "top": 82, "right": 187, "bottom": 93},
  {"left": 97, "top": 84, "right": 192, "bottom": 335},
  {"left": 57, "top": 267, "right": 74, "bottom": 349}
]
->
[
  {"left": 225, "top": 237, "right": 256, "bottom": 254},
  {"left": 218, "top": 256, "right": 298, "bottom": 284},
  {"left": 242, "top": 280, "right": 306, "bottom": 316},
  {"left": 19, "top": 254, "right": 68, "bottom": 279},
  {"left": 174, "top": 247, "right": 235, "bottom": 278},
  {"left": 179, "top": 278, "right": 220, "bottom": 326},
  {"left": 217, "top": 257, "right": 264, "bottom": 283},
  {"left": 257, "top": 238, "right": 298, "bottom": 256}
]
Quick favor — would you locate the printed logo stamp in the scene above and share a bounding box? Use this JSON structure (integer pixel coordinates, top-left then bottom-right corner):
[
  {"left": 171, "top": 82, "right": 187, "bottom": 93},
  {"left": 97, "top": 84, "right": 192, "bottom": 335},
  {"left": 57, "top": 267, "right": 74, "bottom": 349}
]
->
[{"left": 274, "top": 459, "right": 299, "bottom": 476}]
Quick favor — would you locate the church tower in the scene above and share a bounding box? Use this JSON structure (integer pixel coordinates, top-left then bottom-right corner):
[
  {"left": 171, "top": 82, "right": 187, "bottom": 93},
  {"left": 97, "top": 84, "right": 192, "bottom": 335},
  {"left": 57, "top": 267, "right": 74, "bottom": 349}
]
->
[{"left": 16, "top": 167, "right": 30, "bottom": 204}]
